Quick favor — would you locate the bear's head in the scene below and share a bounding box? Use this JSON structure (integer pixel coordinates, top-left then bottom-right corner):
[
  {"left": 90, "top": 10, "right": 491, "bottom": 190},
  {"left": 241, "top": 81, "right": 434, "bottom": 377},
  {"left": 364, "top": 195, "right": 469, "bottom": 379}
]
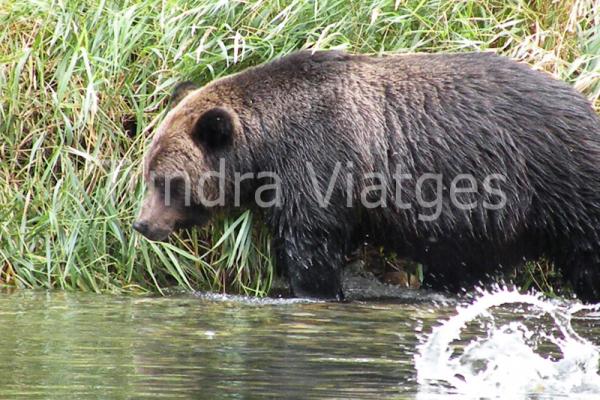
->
[{"left": 133, "top": 81, "right": 244, "bottom": 241}]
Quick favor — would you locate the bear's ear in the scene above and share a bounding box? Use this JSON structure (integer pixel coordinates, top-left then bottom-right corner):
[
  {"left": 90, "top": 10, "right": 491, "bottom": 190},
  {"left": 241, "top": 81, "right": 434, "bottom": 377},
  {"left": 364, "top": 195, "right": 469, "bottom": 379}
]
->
[
  {"left": 170, "top": 81, "right": 198, "bottom": 107},
  {"left": 191, "top": 107, "right": 235, "bottom": 150}
]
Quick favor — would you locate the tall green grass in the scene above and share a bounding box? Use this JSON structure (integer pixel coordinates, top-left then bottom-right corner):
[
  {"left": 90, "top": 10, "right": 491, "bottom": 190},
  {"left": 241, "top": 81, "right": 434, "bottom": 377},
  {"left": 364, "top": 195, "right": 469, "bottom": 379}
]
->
[{"left": 0, "top": 0, "right": 598, "bottom": 295}]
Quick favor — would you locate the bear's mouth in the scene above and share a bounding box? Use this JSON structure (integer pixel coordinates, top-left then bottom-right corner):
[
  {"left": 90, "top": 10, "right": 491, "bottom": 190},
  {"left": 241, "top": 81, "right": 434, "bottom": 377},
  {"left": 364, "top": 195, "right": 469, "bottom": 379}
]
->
[
  {"left": 136, "top": 218, "right": 209, "bottom": 242},
  {"left": 132, "top": 222, "right": 172, "bottom": 242},
  {"left": 134, "top": 206, "right": 210, "bottom": 242},
  {"left": 174, "top": 218, "right": 207, "bottom": 232},
  {"left": 146, "top": 229, "right": 172, "bottom": 242},
  {"left": 174, "top": 207, "right": 211, "bottom": 232}
]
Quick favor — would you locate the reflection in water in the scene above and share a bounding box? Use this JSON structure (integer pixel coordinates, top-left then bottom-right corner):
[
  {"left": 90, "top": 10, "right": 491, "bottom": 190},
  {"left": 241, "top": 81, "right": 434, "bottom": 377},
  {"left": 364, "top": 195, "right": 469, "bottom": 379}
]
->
[
  {"left": 0, "top": 290, "right": 598, "bottom": 399},
  {"left": 0, "top": 291, "right": 440, "bottom": 399}
]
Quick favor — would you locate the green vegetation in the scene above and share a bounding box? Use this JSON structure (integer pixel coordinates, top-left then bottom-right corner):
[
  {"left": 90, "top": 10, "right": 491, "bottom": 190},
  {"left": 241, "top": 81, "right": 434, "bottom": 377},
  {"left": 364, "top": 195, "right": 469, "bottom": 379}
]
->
[{"left": 1, "top": 0, "right": 598, "bottom": 295}]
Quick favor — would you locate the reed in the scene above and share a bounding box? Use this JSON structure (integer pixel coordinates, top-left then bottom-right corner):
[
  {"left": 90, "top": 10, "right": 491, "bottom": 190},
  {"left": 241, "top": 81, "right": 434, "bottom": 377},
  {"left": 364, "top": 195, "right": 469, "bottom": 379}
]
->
[{"left": 1, "top": 0, "right": 598, "bottom": 295}]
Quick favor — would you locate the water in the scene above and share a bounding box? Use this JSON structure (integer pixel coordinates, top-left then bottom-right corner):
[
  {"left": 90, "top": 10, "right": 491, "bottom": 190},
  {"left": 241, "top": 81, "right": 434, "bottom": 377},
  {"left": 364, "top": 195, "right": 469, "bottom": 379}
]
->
[
  {"left": 0, "top": 288, "right": 599, "bottom": 399},
  {"left": 416, "top": 288, "right": 600, "bottom": 399}
]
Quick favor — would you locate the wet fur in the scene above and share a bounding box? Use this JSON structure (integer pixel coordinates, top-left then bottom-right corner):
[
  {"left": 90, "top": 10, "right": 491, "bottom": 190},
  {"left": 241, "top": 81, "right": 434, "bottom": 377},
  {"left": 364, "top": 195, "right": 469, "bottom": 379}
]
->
[{"left": 149, "top": 50, "right": 600, "bottom": 301}]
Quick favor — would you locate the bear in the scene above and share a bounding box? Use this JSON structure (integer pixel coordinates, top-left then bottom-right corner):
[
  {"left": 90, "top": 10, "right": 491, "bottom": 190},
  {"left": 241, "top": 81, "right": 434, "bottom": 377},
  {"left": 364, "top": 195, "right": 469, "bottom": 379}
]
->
[{"left": 133, "top": 50, "right": 600, "bottom": 302}]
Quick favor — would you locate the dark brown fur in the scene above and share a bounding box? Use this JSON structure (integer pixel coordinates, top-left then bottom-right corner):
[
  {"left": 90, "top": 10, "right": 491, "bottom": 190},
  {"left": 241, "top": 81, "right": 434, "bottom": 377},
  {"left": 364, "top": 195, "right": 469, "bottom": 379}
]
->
[{"left": 135, "top": 50, "right": 600, "bottom": 301}]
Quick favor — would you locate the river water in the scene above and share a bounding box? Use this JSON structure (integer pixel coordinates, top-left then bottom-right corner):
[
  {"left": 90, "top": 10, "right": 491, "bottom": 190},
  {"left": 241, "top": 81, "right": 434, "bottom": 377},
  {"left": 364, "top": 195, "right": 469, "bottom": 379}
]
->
[{"left": 1, "top": 288, "right": 599, "bottom": 399}]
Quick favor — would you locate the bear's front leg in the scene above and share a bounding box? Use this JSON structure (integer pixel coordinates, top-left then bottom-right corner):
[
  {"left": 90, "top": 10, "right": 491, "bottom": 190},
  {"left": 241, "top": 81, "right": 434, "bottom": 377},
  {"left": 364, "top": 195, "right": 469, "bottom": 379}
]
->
[
  {"left": 274, "top": 229, "right": 345, "bottom": 300},
  {"left": 562, "top": 251, "right": 600, "bottom": 303}
]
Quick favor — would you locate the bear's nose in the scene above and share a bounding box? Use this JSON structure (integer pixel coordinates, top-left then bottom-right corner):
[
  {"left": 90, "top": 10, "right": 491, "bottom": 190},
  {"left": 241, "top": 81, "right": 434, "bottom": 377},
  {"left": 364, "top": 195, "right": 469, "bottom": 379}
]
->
[{"left": 133, "top": 220, "right": 149, "bottom": 235}]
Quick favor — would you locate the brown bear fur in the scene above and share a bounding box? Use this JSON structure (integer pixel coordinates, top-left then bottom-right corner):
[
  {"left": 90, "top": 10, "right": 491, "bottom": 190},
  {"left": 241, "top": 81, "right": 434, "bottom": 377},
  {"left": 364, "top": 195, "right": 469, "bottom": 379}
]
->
[{"left": 135, "top": 50, "right": 600, "bottom": 301}]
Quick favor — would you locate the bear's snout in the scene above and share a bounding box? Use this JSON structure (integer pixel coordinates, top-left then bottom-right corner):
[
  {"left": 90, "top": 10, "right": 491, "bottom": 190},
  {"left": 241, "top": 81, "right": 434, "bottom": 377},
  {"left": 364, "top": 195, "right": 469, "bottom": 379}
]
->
[
  {"left": 132, "top": 220, "right": 149, "bottom": 235},
  {"left": 133, "top": 219, "right": 171, "bottom": 241}
]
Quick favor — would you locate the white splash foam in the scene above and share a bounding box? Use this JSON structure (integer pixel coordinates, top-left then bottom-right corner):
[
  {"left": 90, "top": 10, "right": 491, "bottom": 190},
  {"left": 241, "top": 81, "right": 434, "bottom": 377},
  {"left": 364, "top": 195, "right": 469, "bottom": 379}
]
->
[
  {"left": 192, "top": 291, "right": 318, "bottom": 305},
  {"left": 415, "top": 288, "right": 600, "bottom": 399}
]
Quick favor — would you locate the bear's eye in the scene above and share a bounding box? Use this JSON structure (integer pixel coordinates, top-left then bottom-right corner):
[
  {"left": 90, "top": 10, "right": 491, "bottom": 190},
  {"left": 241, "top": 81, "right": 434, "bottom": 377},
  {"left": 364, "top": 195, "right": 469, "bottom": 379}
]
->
[
  {"left": 153, "top": 176, "right": 187, "bottom": 203},
  {"left": 152, "top": 176, "right": 166, "bottom": 192},
  {"left": 167, "top": 177, "right": 186, "bottom": 198}
]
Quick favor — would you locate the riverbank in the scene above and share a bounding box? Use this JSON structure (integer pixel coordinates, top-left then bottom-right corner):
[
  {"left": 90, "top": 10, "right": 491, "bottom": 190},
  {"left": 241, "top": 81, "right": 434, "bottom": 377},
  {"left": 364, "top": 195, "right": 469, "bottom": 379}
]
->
[{"left": 1, "top": 0, "right": 598, "bottom": 295}]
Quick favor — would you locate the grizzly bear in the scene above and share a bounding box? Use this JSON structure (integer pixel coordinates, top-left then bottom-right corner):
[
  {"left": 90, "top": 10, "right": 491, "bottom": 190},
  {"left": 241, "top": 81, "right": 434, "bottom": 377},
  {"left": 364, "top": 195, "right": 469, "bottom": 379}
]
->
[{"left": 134, "top": 50, "right": 600, "bottom": 302}]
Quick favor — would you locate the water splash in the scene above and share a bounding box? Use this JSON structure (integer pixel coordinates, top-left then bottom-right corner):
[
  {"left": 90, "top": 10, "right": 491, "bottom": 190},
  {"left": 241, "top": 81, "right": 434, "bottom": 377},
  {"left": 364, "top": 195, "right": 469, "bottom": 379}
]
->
[
  {"left": 192, "top": 291, "right": 318, "bottom": 305},
  {"left": 415, "top": 288, "right": 600, "bottom": 399}
]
